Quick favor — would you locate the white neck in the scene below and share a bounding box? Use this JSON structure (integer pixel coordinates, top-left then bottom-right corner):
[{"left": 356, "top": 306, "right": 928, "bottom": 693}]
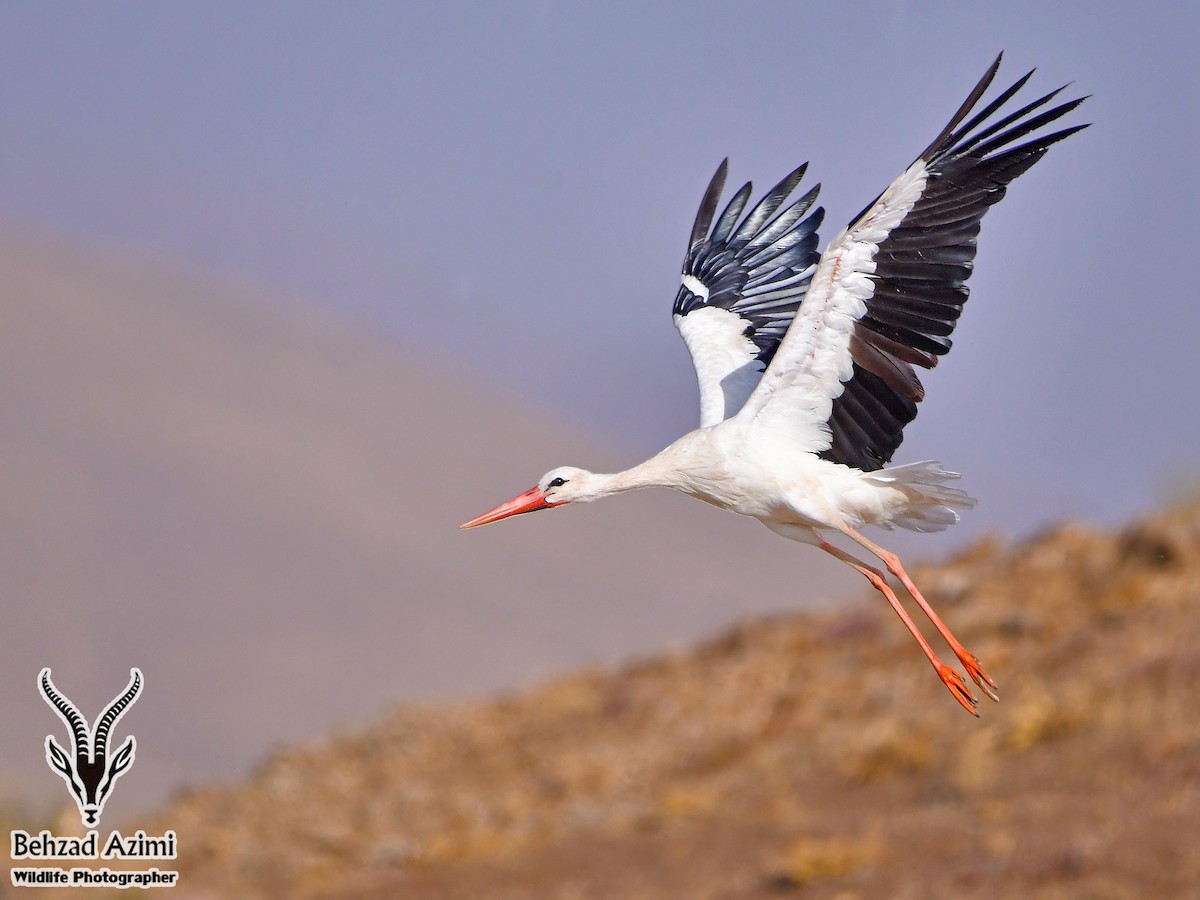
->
[{"left": 576, "top": 448, "right": 690, "bottom": 501}]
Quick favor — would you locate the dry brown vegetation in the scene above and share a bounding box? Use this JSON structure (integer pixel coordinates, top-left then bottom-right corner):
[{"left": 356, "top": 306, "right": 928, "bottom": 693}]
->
[{"left": 95, "top": 506, "right": 1200, "bottom": 898}]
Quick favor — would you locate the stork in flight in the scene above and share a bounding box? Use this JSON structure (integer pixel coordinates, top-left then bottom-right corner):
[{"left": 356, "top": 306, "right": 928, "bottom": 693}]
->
[{"left": 462, "top": 55, "right": 1088, "bottom": 715}]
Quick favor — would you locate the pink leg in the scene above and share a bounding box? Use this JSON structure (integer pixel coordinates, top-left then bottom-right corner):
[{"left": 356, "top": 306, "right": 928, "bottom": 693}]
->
[
  {"left": 839, "top": 525, "right": 998, "bottom": 702},
  {"left": 818, "top": 539, "right": 979, "bottom": 716}
]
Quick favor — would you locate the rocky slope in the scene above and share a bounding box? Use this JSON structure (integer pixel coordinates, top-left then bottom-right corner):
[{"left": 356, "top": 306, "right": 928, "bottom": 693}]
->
[{"left": 141, "top": 504, "right": 1200, "bottom": 899}]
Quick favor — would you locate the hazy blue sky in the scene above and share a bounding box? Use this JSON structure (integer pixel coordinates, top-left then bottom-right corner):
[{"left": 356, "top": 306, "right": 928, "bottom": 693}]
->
[{"left": 1, "top": 2, "right": 1196, "bottom": 539}]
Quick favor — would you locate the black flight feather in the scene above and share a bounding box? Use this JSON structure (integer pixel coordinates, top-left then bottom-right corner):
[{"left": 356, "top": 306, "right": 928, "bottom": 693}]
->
[{"left": 819, "top": 56, "right": 1089, "bottom": 473}]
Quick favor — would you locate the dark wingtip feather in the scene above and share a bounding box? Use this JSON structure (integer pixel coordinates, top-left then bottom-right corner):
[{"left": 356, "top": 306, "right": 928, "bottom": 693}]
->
[
  {"left": 919, "top": 53, "right": 1004, "bottom": 161},
  {"left": 969, "top": 95, "right": 1089, "bottom": 158},
  {"left": 948, "top": 82, "right": 1069, "bottom": 158},
  {"left": 730, "top": 162, "right": 812, "bottom": 247},
  {"left": 689, "top": 159, "right": 729, "bottom": 254},
  {"left": 711, "top": 181, "right": 754, "bottom": 244},
  {"left": 1036, "top": 121, "right": 1092, "bottom": 147},
  {"left": 945, "top": 68, "right": 1038, "bottom": 150}
]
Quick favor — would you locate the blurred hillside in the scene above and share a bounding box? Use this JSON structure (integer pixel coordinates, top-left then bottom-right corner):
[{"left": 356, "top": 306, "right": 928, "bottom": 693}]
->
[
  {"left": 0, "top": 225, "right": 853, "bottom": 815},
  {"left": 141, "top": 505, "right": 1200, "bottom": 899}
]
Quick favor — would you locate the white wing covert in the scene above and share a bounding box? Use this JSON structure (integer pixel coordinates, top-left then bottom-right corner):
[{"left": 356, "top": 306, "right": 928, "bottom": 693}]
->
[
  {"left": 673, "top": 160, "right": 824, "bottom": 428},
  {"left": 739, "top": 54, "right": 1089, "bottom": 468}
]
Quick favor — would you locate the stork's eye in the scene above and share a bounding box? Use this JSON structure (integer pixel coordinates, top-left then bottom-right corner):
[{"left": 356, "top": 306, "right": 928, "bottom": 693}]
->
[{"left": 547, "top": 477, "right": 567, "bottom": 489}]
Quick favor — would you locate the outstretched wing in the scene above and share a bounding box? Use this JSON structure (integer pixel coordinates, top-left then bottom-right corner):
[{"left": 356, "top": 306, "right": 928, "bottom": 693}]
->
[
  {"left": 739, "top": 54, "right": 1089, "bottom": 468},
  {"left": 673, "top": 160, "right": 824, "bottom": 427}
]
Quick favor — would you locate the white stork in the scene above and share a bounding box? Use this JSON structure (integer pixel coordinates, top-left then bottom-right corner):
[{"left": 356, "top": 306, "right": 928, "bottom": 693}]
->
[{"left": 462, "top": 55, "right": 1088, "bottom": 715}]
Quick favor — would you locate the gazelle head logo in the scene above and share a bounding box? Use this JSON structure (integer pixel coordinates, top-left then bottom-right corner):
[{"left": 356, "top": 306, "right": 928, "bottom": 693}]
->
[{"left": 38, "top": 667, "right": 143, "bottom": 827}]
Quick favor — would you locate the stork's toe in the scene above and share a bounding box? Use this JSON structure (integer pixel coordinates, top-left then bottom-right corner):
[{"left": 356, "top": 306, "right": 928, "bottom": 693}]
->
[{"left": 935, "top": 661, "right": 979, "bottom": 716}]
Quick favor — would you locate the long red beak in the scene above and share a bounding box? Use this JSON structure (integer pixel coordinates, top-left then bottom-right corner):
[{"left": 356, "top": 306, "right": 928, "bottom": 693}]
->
[{"left": 460, "top": 486, "right": 560, "bottom": 529}]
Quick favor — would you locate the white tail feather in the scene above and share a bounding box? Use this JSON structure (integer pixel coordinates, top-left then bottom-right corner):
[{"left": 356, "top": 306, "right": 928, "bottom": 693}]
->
[{"left": 866, "top": 461, "right": 977, "bottom": 533}]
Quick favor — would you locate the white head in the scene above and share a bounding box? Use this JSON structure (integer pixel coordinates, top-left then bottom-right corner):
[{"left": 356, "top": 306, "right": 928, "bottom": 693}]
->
[
  {"left": 460, "top": 466, "right": 602, "bottom": 529},
  {"left": 536, "top": 466, "right": 601, "bottom": 504}
]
